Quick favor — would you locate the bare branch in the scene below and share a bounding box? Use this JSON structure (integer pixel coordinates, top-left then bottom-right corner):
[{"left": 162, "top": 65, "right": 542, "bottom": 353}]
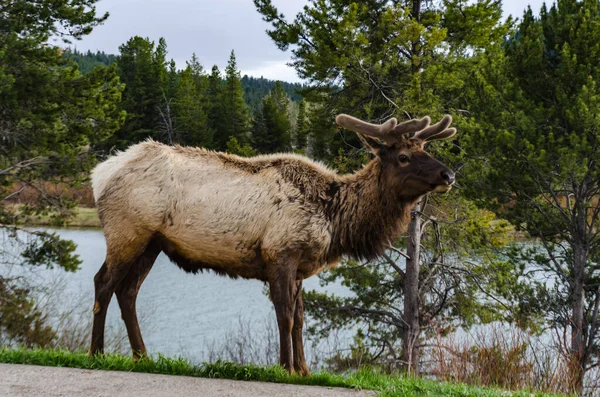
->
[{"left": 382, "top": 252, "right": 406, "bottom": 277}]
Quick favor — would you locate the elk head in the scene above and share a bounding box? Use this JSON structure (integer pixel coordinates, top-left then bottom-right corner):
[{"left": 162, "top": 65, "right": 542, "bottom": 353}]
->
[{"left": 336, "top": 113, "right": 457, "bottom": 198}]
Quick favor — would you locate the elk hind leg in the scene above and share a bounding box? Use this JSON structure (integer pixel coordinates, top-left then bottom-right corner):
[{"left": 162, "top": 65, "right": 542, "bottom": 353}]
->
[
  {"left": 115, "top": 239, "right": 160, "bottom": 360},
  {"left": 90, "top": 261, "right": 110, "bottom": 355},
  {"left": 90, "top": 230, "right": 151, "bottom": 356}
]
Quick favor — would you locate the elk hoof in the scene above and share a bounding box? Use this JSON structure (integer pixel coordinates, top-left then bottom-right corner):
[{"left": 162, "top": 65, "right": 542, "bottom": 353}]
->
[
  {"left": 133, "top": 351, "right": 148, "bottom": 362},
  {"left": 295, "top": 364, "right": 311, "bottom": 377},
  {"left": 88, "top": 347, "right": 102, "bottom": 357}
]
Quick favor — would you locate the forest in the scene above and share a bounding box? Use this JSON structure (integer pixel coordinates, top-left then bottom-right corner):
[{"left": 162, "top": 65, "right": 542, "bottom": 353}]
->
[
  {"left": 65, "top": 45, "right": 306, "bottom": 154},
  {"left": 1, "top": 0, "right": 600, "bottom": 395}
]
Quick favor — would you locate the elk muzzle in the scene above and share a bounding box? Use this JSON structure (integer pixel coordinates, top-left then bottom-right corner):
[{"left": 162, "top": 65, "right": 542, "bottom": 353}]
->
[{"left": 433, "top": 168, "right": 455, "bottom": 193}]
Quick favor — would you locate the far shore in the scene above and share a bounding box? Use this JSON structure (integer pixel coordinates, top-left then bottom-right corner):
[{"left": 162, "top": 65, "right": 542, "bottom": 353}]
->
[{"left": 16, "top": 206, "right": 101, "bottom": 228}]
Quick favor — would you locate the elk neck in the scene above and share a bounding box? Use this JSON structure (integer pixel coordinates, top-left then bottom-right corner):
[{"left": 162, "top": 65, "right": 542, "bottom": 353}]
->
[{"left": 325, "top": 158, "right": 419, "bottom": 262}]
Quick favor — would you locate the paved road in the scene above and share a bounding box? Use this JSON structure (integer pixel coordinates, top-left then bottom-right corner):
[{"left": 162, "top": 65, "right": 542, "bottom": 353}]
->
[{"left": 0, "top": 364, "right": 374, "bottom": 397}]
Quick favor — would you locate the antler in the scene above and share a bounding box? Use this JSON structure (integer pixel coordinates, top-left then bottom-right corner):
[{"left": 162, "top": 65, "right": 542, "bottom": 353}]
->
[
  {"left": 335, "top": 114, "right": 456, "bottom": 144},
  {"left": 411, "top": 115, "right": 456, "bottom": 142},
  {"left": 335, "top": 114, "right": 399, "bottom": 140}
]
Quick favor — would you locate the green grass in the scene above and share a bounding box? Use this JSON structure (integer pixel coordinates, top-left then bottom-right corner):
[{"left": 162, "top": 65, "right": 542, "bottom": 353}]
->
[
  {"left": 68, "top": 207, "right": 101, "bottom": 227},
  {"left": 9, "top": 204, "right": 101, "bottom": 228},
  {"left": 18, "top": 206, "right": 101, "bottom": 228},
  {"left": 0, "top": 348, "right": 566, "bottom": 396}
]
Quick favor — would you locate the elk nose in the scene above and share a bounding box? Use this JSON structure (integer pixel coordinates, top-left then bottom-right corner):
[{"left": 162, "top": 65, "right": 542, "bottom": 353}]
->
[{"left": 441, "top": 170, "right": 455, "bottom": 185}]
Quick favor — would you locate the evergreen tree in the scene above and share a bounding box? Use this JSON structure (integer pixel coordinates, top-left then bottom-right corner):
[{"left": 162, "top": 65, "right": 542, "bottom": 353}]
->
[
  {"left": 187, "top": 53, "right": 206, "bottom": 91},
  {"left": 0, "top": 0, "right": 123, "bottom": 346},
  {"left": 253, "top": 81, "right": 292, "bottom": 153},
  {"left": 226, "top": 136, "right": 257, "bottom": 157},
  {"left": 66, "top": 49, "right": 117, "bottom": 73},
  {"left": 464, "top": 0, "right": 600, "bottom": 390},
  {"left": 295, "top": 99, "right": 309, "bottom": 151},
  {"left": 206, "top": 65, "right": 226, "bottom": 148},
  {"left": 154, "top": 37, "right": 168, "bottom": 89},
  {"left": 165, "top": 59, "right": 179, "bottom": 100},
  {"left": 218, "top": 50, "right": 251, "bottom": 150},
  {"left": 307, "top": 102, "right": 335, "bottom": 161},
  {"left": 241, "top": 75, "right": 304, "bottom": 113},
  {"left": 106, "top": 36, "right": 170, "bottom": 149},
  {"left": 66, "top": 49, "right": 306, "bottom": 115},
  {"left": 174, "top": 66, "right": 212, "bottom": 147}
]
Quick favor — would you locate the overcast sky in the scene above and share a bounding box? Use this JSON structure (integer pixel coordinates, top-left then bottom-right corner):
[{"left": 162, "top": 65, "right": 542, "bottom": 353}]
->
[{"left": 74, "top": 0, "right": 551, "bottom": 82}]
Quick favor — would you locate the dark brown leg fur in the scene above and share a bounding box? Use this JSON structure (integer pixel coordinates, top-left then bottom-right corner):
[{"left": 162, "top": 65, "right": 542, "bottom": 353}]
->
[
  {"left": 90, "top": 229, "right": 152, "bottom": 356},
  {"left": 292, "top": 280, "right": 310, "bottom": 376},
  {"left": 90, "top": 261, "right": 111, "bottom": 355},
  {"left": 115, "top": 240, "right": 161, "bottom": 360},
  {"left": 269, "top": 267, "right": 298, "bottom": 373}
]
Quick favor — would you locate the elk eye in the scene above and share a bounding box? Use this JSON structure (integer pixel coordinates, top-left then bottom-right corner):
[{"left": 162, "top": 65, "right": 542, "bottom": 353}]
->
[{"left": 398, "top": 154, "right": 410, "bottom": 164}]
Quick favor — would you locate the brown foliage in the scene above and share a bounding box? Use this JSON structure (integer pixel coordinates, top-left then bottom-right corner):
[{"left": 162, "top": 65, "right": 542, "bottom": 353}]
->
[
  {"left": 427, "top": 324, "right": 598, "bottom": 395},
  {"left": 5, "top": 182, "right": 95, "bottom": 208}
]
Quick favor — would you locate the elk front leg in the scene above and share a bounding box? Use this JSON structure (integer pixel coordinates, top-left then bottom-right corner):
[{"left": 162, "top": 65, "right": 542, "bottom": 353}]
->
[
  {"left": 292, "top": 280, "right": 310, "bottom": 376},
  {"left": 269, "top": 268, "right": 298, "bottom": 373}
]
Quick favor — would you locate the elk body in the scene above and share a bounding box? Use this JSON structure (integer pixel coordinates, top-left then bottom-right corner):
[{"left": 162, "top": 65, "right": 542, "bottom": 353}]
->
[{"left": 90, "top": 114, "right": 457, "bottom": 375}]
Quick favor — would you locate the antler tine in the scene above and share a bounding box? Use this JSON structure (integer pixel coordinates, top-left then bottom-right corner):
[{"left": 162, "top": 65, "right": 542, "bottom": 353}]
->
[
  {"left": 335, "top": 114, "right": 398, "bottom": 140},
  {"left": 391, "top": 116, "right": 431, "bottom": 139},
  {"left": 428, "top": 127, "right": 457, "bottom": 141},
  {"left": 413, "top": 115, "right": 453, "bottom": 141}
]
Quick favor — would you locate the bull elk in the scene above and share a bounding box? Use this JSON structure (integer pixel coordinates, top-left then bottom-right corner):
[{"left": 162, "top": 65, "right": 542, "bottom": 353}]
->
[{"left": 89, "top": 113, "right": 456, "bottom": 375}]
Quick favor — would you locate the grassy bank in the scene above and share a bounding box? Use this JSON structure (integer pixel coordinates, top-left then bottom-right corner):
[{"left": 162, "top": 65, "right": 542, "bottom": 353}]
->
[
  {"left": 14, "top": 206, "right": 101, "bottom": 228},
  {"left": 0, "top": 348, "right": 565, "bottom": 396}
]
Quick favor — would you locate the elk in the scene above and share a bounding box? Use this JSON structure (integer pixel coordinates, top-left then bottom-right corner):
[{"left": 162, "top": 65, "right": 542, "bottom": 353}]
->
[{"left": 89, "top": 113, "right": 456, "bottom": 375}]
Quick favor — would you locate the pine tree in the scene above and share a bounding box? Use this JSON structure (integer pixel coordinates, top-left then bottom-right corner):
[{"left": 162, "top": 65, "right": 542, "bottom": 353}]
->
[
  {"left": 154, "top": 37, "right": 168, "bottom": 90},
  {"left": 226, "top": 136, "right": 257, "bottom": 157},
  {"left": 187, "top": 53, "right": 206, "bottom": 90},
  {"left": 0, "top": 0, "right": 122, "bottom": 346},
  {"left": 219, "top": 50, "right": 251, "bottom": 150},
  {"left": 174, "top": 66, "right": 212, "bottom": 147},
  {"left": 167, "top": 59, "right": 180, "bottom": 94},
  {"left": 252, "top": 81, "right": 292, "bottom": 153},
  {"left": 295, "top": 99, "right": 309, "bottom": 151},
  {"left": 206, "top": 65, "right": 226, "bottom": 149},
  {"left": 307, "top": 102, "right": 334, "bottom": 161},
  {"left": 241, "top": 75, "right": 305, "bottom": 113},
  {"left": 108, "top": 36, "right": 171, "bottom": 148},
  {"left": 65, "top": 49, "right": 117, "bottom": 73},
  {"left": 464, "top": 0, "right": 600, "bottom": 389}
]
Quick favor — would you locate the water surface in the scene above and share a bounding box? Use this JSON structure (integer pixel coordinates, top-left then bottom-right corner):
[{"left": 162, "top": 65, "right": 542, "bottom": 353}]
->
[{"left": 12, "top": 228, "right": 349, "bottom": 362}]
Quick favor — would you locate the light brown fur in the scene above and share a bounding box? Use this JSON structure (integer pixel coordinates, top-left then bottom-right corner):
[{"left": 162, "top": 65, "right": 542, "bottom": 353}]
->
[{"left": 89, "top": 115, "right": 456, "bottom": 375}]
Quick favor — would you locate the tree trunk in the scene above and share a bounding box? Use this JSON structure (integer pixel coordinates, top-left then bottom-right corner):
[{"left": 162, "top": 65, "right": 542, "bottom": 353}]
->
[
  {"left": 403, "top": 201, "right": 421, "bottom": 374},
  {"left": 571, "top": 241, "right": 587, "bottom": 392},
  {"left": 411, "top": 0, "right": 421, "bottom": 22},
  {"left": 410, "top": 0, "right": 422, "bottom": 75}
]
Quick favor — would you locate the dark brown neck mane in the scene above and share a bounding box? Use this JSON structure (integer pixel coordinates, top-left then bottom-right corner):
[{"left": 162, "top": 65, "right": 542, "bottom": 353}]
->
[{"left": 326, "top": 159, "right": 418, "bottom": 262}]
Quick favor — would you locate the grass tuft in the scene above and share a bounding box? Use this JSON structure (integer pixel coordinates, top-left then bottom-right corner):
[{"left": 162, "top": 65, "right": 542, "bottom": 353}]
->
[{"left": 0, "top": 348, "right": 568, "bottom": 396}]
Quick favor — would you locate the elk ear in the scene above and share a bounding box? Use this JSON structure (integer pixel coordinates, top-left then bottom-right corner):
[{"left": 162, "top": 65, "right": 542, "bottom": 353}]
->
[{"left": 358, "top": 133, "right": 387, "bottom": 155}]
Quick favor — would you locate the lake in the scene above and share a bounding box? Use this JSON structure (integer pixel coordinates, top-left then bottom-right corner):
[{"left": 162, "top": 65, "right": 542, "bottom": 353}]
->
[{"left": 3, "top": 228, "right": 350, "bottom": 364}]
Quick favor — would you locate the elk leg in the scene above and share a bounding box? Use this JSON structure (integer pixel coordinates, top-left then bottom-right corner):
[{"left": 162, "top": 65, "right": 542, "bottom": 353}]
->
[
  {"left": 91, "top": 260, "right": 131, "bottom": 355},
  {"left": 292, "top": 280, "right": 310, "bottom": 376},
  {"left": 90, "top": 231, "right": 150, "bottom": 356},
  {"left": 115, "top": 240, "right": 160, "bottom": 360},
  {"left": 269, "top": 269, "right": 298, "bottom": 373},
  {"left": 90, "top": 261, "right": 110, "bottom": 355}
]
